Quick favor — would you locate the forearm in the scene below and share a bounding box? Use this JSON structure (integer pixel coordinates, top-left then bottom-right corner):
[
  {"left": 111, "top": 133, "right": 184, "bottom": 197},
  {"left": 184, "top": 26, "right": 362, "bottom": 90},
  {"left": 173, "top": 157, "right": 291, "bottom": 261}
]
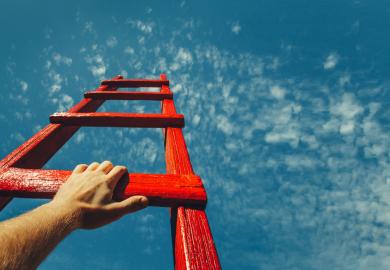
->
[
  {"left": 0, "top": 201, "right": 78, "bottom": 270},
  {"left": 0, "top": 161, "right": 147, "bottom": 269}
]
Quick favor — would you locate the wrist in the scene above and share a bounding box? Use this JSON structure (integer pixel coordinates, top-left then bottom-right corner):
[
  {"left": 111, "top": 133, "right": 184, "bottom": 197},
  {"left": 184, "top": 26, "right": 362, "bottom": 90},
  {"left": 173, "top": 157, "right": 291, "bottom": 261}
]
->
[{"left": 44, "top": 200, "right": 82, "bottom": 232}]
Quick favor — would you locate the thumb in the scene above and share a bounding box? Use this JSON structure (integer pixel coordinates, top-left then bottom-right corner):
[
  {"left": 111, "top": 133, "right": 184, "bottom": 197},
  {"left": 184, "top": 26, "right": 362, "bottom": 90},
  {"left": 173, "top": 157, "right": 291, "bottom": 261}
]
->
[{"left": 105, "top": 196, "right": 149, "bottom": 216}]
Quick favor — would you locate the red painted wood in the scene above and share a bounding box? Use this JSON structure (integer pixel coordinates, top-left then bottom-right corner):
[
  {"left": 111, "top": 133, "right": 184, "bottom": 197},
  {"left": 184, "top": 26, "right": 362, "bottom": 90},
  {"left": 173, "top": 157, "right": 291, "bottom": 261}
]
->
[
  {"left": 0, "top": 74, "right": 221, "bottom": 269},
  {"left": 0, "top": 76, "right": 123, "bottom": 210},
  {"left": 160, "top": 74, "right": 221, "bottom": 269},
  {"left": 101, "top": 79, "right": 169, "bottom": 88},
  {"left": 84, "top": 91, "right": 173, "bottom": 100},
  {"left": 0, "top": 168, "right": 206, "bottom": 208},
  {"left": 50, "top": 112, "right": 185, "bottom": 128}
]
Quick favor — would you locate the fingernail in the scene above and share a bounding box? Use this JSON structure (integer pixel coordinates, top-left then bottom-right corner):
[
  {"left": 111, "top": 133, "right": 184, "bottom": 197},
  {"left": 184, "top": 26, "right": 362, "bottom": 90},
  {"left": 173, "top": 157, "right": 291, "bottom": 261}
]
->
[{"left": 139, "top": 196, "right": 149, "bottom": 207}]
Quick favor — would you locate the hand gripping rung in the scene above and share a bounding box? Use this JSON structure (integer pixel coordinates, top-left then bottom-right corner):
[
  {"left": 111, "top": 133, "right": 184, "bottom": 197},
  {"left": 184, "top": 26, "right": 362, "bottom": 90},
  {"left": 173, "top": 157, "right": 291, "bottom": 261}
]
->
[
  {"left": 0, "top": 168, "right": 207, "bottom": 208},
  {"left": 101, "top": 79, "right": 169, "bottom": 88},
  {"left": 49, "top": 112, "right": 185, "bottom": 128},
  {"left": 84, "top": 91, "right": 173, "bottom": 100}
]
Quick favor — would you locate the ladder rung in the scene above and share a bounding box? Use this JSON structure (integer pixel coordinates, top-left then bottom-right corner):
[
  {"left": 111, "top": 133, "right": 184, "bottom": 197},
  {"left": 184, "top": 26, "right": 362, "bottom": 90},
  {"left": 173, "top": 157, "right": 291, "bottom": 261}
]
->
[
  {"left": 84, "top": 91, "right": 173, "bottom": 100},
  {"left": 50, "top": 112, "right": 185, "bottom": 128},
  {"left": 101, "top": 79, "right": 169, "bottom": 88},
  {"left": 0, "top": 168, "right": 206, "bottom": 208}
]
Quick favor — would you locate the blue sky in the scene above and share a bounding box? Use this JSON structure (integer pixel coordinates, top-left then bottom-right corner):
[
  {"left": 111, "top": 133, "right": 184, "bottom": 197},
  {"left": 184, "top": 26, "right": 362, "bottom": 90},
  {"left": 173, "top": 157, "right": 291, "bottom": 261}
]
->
[{"left": 0, "top": 0, "right": 390, "bottom": 269}]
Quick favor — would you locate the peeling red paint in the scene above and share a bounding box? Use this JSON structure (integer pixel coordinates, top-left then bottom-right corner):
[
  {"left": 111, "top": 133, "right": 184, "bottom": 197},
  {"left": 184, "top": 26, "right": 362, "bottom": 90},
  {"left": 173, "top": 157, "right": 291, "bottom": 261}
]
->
[{"left": 0, "top": 168, "right": 206, "bottom": 208}]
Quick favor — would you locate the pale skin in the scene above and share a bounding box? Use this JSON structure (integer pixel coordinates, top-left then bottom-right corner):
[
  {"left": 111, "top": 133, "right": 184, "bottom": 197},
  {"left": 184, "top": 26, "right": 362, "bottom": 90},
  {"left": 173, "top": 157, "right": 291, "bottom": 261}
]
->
[{"left": 0, "top": 161, "right": 148, "bottom": 270}]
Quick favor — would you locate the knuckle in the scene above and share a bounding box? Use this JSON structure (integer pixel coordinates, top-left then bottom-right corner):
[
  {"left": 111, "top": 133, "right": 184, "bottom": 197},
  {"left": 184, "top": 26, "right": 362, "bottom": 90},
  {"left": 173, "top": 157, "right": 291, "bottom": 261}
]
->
[{"left": 117, "top": 165, "right": 127, "bottom": 171}]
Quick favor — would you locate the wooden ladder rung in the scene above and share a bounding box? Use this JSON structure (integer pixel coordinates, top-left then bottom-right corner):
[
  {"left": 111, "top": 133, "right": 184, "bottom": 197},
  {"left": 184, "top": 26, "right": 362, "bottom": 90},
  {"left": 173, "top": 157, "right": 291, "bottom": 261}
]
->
[
  {"left": 84, "top": 91, "right": 173, "bottom": 100},
  {"left": 0, "top": 168, "right": 206, "bottom": 208},
  {"left": 49, "top": 112, "right": 185, "bottom": 128},
  {"left": 101, "top": 79, "right": 169, "bottom": 88}
]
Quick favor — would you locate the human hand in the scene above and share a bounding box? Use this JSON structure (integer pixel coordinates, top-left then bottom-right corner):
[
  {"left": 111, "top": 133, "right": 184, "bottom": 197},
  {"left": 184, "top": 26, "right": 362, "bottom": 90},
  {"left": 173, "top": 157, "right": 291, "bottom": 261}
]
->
[{"left": 50, "top": 161, "right": 148, "bottom": 230}]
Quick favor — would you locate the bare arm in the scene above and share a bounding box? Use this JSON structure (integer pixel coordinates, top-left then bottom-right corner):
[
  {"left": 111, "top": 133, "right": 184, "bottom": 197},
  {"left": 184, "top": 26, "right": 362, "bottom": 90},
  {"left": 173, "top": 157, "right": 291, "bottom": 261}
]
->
[{"left": 0, "top": 161, "right": 148, "bottom": 270}]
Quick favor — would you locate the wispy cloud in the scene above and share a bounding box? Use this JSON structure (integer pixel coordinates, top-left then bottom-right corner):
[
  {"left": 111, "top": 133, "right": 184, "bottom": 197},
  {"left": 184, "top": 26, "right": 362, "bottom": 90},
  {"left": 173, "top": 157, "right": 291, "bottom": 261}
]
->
[
  {"left": 5, "top": 15, "right": 388, "bottom": 270},
  {"left": 127, "top": 19, "right": 154, "bottom": 33},
  {"left": 106, "top": 36, "right": 118, "bottom": 48},
  {"left": 231, "top": 21, "right": 241, "bottom": 34},
  {"left": 124, "top": 46, "right": 134, "bottom": 54},
  {"left": 19, "top": 80, "right": 28, "bottom": 92},
  {"left": 85, "top": 54, "right": 107, "bottom": 80},
  {"left": 270, "top": 85, "right": 286, "bottom": 100},
  {"left": 53, "top": 53, "right": 72, "bottom": 66},
  {"left": 323, "top": 52, "right": 339, "bottom": 70}
]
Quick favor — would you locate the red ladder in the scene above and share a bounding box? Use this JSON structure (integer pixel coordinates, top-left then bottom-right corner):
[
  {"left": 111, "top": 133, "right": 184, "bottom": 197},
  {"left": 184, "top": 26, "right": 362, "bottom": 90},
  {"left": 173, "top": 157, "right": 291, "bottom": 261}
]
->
[{"left": 0, "top": 74, "right": 221, "bottom": 269}]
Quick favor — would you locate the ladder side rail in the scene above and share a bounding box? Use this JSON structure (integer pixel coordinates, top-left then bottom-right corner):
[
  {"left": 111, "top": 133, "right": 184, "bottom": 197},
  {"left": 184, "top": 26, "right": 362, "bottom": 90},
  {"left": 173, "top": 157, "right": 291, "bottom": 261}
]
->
[
  {"left": 0, "top": 75, "right": 122, "bottom": 210},
  {"left": 160, "top": 74, "right": 221, "bottom": 270}
]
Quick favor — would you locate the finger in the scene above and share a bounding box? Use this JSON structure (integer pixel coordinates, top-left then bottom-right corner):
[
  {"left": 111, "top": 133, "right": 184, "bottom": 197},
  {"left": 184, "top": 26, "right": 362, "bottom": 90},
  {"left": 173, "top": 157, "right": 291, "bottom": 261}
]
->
[
  {"left": 106, "top": 166, "right": 128, "bottom": 188},
  {"left": 97, "top": 160, "right": 114, "bottom": 174},
  {"left": 72, "top": 164, "right": 88, "bottom": 174},
  {"left": 86, "top": 162, "right": 100, "bottom": 171},
  {"left": 104, "top": 196, "right": 148, "bottom": 216}
]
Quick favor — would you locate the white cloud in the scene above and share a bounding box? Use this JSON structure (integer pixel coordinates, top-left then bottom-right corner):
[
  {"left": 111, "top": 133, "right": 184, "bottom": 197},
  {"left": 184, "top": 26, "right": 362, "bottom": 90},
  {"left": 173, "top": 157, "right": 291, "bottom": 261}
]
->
[
  {"left": 90, "top": 66, "right": 106, "bottom": 78},
  {"left": 243, "top": 119, "right": 267, "bottom": 139},
  {"left": 128, "top": 20, "right": 154, "bottom": 33},
  {"left": 267, "top": 57, "right": 280, "bottom": 70},
  {"left": 192, "top": 114, "right": 201, "bottom": 126},
  {"left": 171, "top": 83, "right": 183, "bottom": 93},
  {"left": 53, "top": 53, "right": 72, "bottom": 66},
  {"left": 106, "top": 36, "right": 118, "bottom": 48},
  {"left": 339, "top": 121, "right": 355, "bottom": 135},
  {"left": 331, "top": 93, "right": 363, "bottom": 119},
  {"left": 85, "top": 54, "right": 107, "bottom": 79},
  {"left": 270, "top": 85, "right": 286, "bottom": 100},
  {"left": 20, "top": 80, "right": 28, "bottom": 92},
  {"left": 75, "top": 132, "right": 85, "bottom": 144},
  {"left": 339, "top": 73, "right": 351, "bottom": 86},
  {"left": 15, "top": 111, "right": 32, "bottom": 121},
  {"left": 84, "top": 21, "right": 94, "bottom": 33},
  {"left": 47, "top": 70, "right": 63, "bottom": 94},
  {"left": 22, "top": 19, "right": 390, "bottom": 270},
  {"left": 322, "top": 93, "right": 363, "bottom": 136},
  {"left": 231, "top": 22, "right": 241, "bottom": 34},
  {"left": 50, "top": 94, "right": 74, "bottom": 111},
  {"left": 170, "top": 48, "right": 193, "bottom": 71},
  {"left": 323, "top": 52, "right": 339, "bottom": 70},
  {"left": 216, "top": 115, "right": 233, "bottom": 135},
  {"left": 124, "top": 46, "right": 134, "bottom": 54},
  {"left": 265, "top": 128, "right": 300, "bottom": 148},
  {"left": 145, "top": 7, "right": 152, "bottom": 14},
  {"left": 301, "top": 135, "right": 319, "bottom": 149},
  {"left": 177, "top": 48, "right": 193, "bottom": 64},
  {"left": 285, "top": 155, "right": 318, "bottom": 170},
  {"left": 139, "top": 138, "right": 157, "bottom": 163}
]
